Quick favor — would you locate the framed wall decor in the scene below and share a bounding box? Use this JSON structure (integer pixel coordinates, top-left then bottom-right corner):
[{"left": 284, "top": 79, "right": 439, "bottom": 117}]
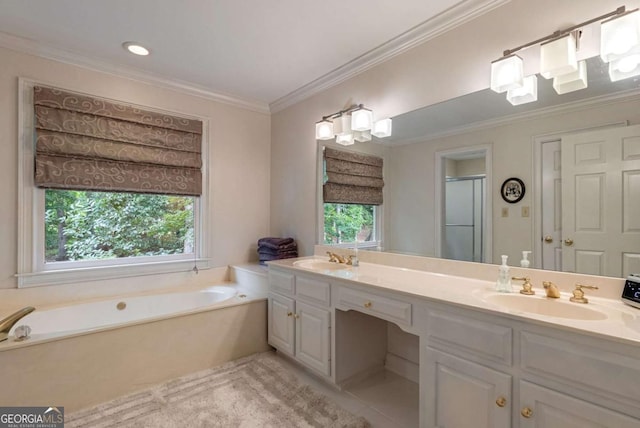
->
[{"left": 500, "top": 177, "right": 525, "bottom": 203}]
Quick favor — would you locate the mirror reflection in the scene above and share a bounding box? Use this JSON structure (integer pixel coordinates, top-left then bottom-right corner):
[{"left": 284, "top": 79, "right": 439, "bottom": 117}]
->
[{"left": 327, "top": 57, "right": 640, "bottom": 278}]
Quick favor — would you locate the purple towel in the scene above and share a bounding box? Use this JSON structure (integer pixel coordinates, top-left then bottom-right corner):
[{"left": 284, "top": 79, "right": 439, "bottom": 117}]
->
[
  {"left": 258, "top": 247, "right": 298, "bottom": 256},
  {"left": 257, "top": 237, "right": 295, "bottom": 250}
]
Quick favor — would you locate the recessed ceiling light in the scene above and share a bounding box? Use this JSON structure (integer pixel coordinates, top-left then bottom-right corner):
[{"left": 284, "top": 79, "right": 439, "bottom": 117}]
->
[{"left": 122, "top": 42, "right": 150, "bottom": 56}]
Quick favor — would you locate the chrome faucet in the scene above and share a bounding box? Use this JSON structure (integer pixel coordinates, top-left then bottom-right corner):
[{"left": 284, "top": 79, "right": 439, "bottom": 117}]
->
[
  {"left": 0, "top": 307, "right": 35, "bottom": 342},
  {"left": 542, "top": 281, "right": 561, "bottom": 298}
]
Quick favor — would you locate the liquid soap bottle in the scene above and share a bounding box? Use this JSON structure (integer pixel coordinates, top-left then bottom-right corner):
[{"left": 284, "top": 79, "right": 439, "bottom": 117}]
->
[
  {"left": 495, "top": 255, "right": 512, "bottom": 293},
  {"left": 520, "top": 251, "right": 531, "bottom": 268}
]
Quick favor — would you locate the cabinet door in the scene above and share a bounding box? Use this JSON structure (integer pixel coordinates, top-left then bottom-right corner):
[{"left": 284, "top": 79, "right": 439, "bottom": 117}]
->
[
  {"left": 268, "top": 293, "right": 295, "bottom": 356},
  {"left": 425, "top": 348, "right": 511, "bottom": 428},
  {"left": 519, "top": 381, "right": 640, "bottom": 428},
  {"left": 295, "top": 301, "right": 331, "bottom": 376}
]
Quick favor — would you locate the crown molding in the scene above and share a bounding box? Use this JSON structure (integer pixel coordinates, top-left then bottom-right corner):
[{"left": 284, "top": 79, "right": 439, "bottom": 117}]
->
[
  {"left": 269, "top": 0, "right": 511, "bottom": 113},
  {"left": 0, "top": 31, "right": 270, "bottom": 115},
  {"left": 385, "top": 87, "right": 640, "bottom": 146}
]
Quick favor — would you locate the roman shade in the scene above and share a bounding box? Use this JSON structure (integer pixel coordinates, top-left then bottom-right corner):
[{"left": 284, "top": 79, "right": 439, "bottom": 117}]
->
[
  {"left": 323, "top": 146, "right": 384, "bottom": 205},
  {"left": 33, "top": 85, "right": 203, "bottom": 196}
]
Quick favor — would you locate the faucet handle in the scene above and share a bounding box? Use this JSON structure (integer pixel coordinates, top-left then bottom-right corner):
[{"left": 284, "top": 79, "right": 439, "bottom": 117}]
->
[
  {"left": 347, "top": 254, "right": 359, "bottom": 267},
  {"left": 512, "top": 276, "right": 534, "bottom": 295},
  {"left": 570, "top": 283, "right": 599, "bottom": 304},
  {"left": 326, "top": 251, "right": 338, "bottom": 263}
]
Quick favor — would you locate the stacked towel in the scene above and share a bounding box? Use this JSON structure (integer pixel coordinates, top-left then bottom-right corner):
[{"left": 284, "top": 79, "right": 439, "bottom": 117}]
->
[{"left": 258, "top": 237, "right": 298, "bottom": 264}]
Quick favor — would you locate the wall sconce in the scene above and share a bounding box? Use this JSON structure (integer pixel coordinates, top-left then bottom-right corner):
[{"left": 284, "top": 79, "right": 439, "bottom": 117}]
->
[
  {"left": 315, "top": 104, "right": 392, "bottom": 144},
  {"left": 490, "top": 6, "right": 638, "bottom": 105}
]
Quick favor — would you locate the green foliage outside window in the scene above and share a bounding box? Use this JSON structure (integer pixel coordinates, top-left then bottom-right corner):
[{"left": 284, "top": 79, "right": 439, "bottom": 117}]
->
[
  {"left": 323, "top": 203, "right": 374, "bottom": 244},
  {"left": 45, "top": 190, "right": 194, "bottom": 262}
]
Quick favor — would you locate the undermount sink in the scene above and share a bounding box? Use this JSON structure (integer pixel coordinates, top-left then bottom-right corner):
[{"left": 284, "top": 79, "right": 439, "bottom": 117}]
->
[
  {"left": 293, "top": 259, "right": 351, "bottom": 271},
  {"left": 483, "top": 293, "right": 608, "bottom": 321}
]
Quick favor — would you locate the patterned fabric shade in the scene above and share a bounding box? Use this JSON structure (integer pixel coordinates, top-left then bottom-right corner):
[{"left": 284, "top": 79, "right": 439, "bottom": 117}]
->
[
  {"left": 33, "top": 86, "right": 203, "bottom": 196},
  {"left": 323, "top": 146, "right": 384, "bottom": 205}
]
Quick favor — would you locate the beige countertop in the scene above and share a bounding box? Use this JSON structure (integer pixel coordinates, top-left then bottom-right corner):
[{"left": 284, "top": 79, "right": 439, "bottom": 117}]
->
[{"left": 269, "top": 256, "right": 640, "bottom": 346}]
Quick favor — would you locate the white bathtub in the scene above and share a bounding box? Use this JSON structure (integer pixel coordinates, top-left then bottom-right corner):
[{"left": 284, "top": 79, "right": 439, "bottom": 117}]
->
[
  {"left": 9, "top": 285, "right": 238, "bottom": 337},
  {"left": 0, "top": 280, "right": 269, "bottom": 412}
]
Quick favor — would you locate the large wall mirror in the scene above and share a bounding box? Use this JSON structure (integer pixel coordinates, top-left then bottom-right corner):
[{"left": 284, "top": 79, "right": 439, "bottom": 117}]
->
[{"left": 321, "top": 57, "right": 640, "bottom": 279}]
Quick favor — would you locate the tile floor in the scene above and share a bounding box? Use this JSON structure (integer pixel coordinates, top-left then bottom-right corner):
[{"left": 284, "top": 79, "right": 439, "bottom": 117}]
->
[{"left": 275, "top": 354, "right": 419, "bottom": 428}]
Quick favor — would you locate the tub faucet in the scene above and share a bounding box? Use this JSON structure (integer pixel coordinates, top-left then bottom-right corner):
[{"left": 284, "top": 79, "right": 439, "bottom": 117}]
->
[{"left": 0, "top": 307, "right": 35, "bottom": 342}]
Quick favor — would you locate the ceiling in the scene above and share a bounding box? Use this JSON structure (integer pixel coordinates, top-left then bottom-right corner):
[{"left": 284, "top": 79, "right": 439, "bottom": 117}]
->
[{"left": 0, "top": 0, "right": 500, "bottom": 109}]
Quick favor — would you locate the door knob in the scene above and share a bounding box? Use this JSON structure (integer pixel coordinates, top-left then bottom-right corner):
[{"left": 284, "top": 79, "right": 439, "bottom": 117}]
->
[
  {"left": 495, "top": 396, "right": 507, "bottom": 407},
  {"left": 287, "top": 312, "right": 293, "bottom": 317},
  {"left": 543, "top": 235, "right": 553, "bottom": 243},
  {"left": 521, "top": 407, "right": 533, "bottom": 418},
  {"left": 564, "top": 238, "right": 574, "bottom": 246}
]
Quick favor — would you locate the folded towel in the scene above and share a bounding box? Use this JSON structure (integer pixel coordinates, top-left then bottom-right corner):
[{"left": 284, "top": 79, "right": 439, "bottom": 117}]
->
[
  {"left": 259, "top": 241, "right": 298, "bottom": 251},
  {"left": 259, "top": 252, "right": 299, "bottom": 264},
  {"left": 257, "top": 237, "right": 295, "bottom": 249},
  {"left": 258, "top": 247, "right": 298, "bottom": 256}
]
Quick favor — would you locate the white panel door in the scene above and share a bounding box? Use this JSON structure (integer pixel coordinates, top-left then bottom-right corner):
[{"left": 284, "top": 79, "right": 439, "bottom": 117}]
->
[
  {"left": 295, "top": 301, "right": 331, "bottom": 376},
  {"left": 561, "top": 125, "right": 640, "bottom": 277},
  {"left": 268, "top": 293, "right": 295, "bottom": 356},
  {"left": 519, "top": 381, "right": 640, "bottom": 428},
  {"left": 425, "top": 348, "right": 511, "bottom": 428}
]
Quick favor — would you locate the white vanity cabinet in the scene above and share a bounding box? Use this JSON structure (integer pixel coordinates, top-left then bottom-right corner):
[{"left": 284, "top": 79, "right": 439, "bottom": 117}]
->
[{"left": 268, "top": 268, "right": 331, "bottom": 377}]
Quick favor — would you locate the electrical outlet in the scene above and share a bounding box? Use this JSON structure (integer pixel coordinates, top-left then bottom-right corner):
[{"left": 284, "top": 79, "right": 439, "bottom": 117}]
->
[
  {"left": 522, "top": 206, "right": 530, "bottom": 217},
  {"left": 502, "top": 207, "right": 509, "bottom": 217}
]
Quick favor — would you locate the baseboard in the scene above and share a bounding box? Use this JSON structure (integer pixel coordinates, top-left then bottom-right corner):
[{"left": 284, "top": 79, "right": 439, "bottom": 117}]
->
[{"left": 385, "top": 352, "right": 419, "bottom": 383}]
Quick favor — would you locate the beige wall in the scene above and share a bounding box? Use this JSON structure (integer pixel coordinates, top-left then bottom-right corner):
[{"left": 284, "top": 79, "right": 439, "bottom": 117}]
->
[
  {"left": 270, "top": 0, "right": 636, "bottom": 256},
  {"left": 385, "top": 96, "right": 640, "bottom": 262},
  {"left": 0, "top": 46, "right": 271, "bottom": 290}
]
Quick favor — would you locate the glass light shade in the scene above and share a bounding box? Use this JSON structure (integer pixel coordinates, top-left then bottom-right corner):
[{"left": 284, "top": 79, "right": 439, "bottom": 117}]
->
[
  {"left": 490, "top": 55, "right": 524, "bottom": 93},
  {"left": 123, "top": 42, "right": 150, "bottom": 56},
  {"left": 335, "top": 133, "right": 355, "bottom": 145},
  {"left": 553, "top": 60, "right": 588, "bottom": 94},
  {"left": 540, "top": 33, "right": 578, "bottom": 79},
  {"left": 601, "top": 10, "right": 640, "bottom": 62},
  {"left": 609, "top": 54, "right": 640, "bottom": 81},
  {"left": 354, "top": 130, "right": 372, "bottom": 142},
  {"left": 372, "top": 118, "right": 392, "bottom": 138},
  {"left": 315, "top": 120, "right": 334, "bottom": 140},
  {"left": 506, "top": 75, "right": 538, "bottom": 106},
  {"left": 332, "top": 114, "right": 351, "bottom": 136},
  {"left": 351, "top": 107, "right": 373, "bottom": 131}
]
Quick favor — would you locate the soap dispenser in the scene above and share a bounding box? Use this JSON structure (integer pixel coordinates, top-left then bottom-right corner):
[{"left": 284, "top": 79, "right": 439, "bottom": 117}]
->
[
  {"left": 495, "top": 255, "right": 512, "bottom": 293},
  {"left": 520, "top": 251, "right": 531, "bottom": 268}
]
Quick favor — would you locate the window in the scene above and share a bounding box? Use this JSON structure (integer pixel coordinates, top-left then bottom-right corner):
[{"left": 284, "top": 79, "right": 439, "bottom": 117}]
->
[
  {"left": 323, "top": 203, "right": 376, "bottom": 245},
  {"left": 17, "top": 79, "right": 209, "bottom": 287},
  {"left": 45, "top": 190, "right": 195, "bottom": 262},
  {"left": 318, "top": 145, "right": 383, "bottom": 248}
]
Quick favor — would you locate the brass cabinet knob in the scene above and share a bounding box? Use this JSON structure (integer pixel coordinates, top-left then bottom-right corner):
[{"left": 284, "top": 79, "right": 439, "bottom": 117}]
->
[
  {"left": 564, "top": 238, "right": 574, "bottom": 246},
  {"left": 294, "top": 313, "right": 300, "bottom": 319},
  {"left": 543, "top": 235, "right": 553, "bottom": 243},
  {"left": 364, "top": 301, "right": 372, "bottom": 308},
  {"left": 521, "top": 407, "right": 533, "bottom": 418},
  {"left": 287, "top": 312, "right": 293, "bottom": 317},
  {"left": 495, "top": 396, "right": 507, "bottom": 407}
]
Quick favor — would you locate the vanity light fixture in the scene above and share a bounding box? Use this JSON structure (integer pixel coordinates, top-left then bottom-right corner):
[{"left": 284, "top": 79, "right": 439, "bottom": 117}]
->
[
  {"left": 491, "top": 6, "right": 636, "bottom": 105},
  {"left": 314, "top": 104, "right": 392, "bottom": 143},
  {"left": 123, "top": 42, "right": 150, "bottom": 56}
]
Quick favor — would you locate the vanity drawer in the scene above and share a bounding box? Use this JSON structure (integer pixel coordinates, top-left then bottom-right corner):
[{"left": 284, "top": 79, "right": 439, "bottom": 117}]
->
[
  {"left": 295, "top": 275, "right": 331, "bottom": 307},
  {"left": 427, "top": 311, "right": 512, "bottom": 366},
  {"left": 269, "top": 270, "right": 295, "bottom": 296},
  {"left": 338, "top": 288, "right": 412, "bottom": 327}
]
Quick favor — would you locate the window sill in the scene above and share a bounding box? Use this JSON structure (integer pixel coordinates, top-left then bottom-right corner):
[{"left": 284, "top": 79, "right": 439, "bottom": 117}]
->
[{"left": 16, "top": 258, "right": 211, "bottom": 288}]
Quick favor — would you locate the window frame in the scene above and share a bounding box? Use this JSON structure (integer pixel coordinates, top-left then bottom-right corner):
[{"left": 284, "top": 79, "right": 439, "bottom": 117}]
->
[
  {"left": 17, "top": 78, "right": 211, "bottom": 288},
  {"left": 315, "top": 142, "right": 383, "bottom": 250}
]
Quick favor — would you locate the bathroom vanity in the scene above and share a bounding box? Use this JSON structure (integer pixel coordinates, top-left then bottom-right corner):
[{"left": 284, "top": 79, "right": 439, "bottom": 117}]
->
[{"left": 267, "top": 253, "right": 640, "bottom": 428}]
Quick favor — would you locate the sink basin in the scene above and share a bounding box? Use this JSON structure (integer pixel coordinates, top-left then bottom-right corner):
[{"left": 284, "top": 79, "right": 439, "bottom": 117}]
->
[
  {"left": 293, "top": 260, "right": 351, "bottom": 271},
  {"left": 483, "top": 294, "right": 607, "bottom": 320}
]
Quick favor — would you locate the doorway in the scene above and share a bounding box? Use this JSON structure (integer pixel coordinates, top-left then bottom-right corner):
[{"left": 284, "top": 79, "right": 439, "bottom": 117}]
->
[{"left": 435, "top": 145, "right": 492, "bottom": 263}]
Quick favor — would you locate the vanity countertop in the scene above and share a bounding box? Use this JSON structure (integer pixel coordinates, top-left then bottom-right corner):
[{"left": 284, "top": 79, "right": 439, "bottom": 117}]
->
[{"left": 269, "top": 256, "right": 640, "bottom": 346}]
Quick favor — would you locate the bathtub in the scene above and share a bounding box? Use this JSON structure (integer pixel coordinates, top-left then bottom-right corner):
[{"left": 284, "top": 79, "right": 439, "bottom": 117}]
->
[
  {"left": 0, "top": 279, "right": 270, "bottom": 412},
  {"left": 8, "top": 285, "right": 238, "bottom": 338}
]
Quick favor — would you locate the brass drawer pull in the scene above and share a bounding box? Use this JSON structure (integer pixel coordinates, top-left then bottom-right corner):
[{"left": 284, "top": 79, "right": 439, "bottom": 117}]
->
[
  {"left": 521, "top": 407, "right": 533, "bottom": 418},
  {"left": 495, "top": 396, "right": 507, "bottom": 407},
  {"left": 364, "top": 301, "right": 372, "bottom": 308}
]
